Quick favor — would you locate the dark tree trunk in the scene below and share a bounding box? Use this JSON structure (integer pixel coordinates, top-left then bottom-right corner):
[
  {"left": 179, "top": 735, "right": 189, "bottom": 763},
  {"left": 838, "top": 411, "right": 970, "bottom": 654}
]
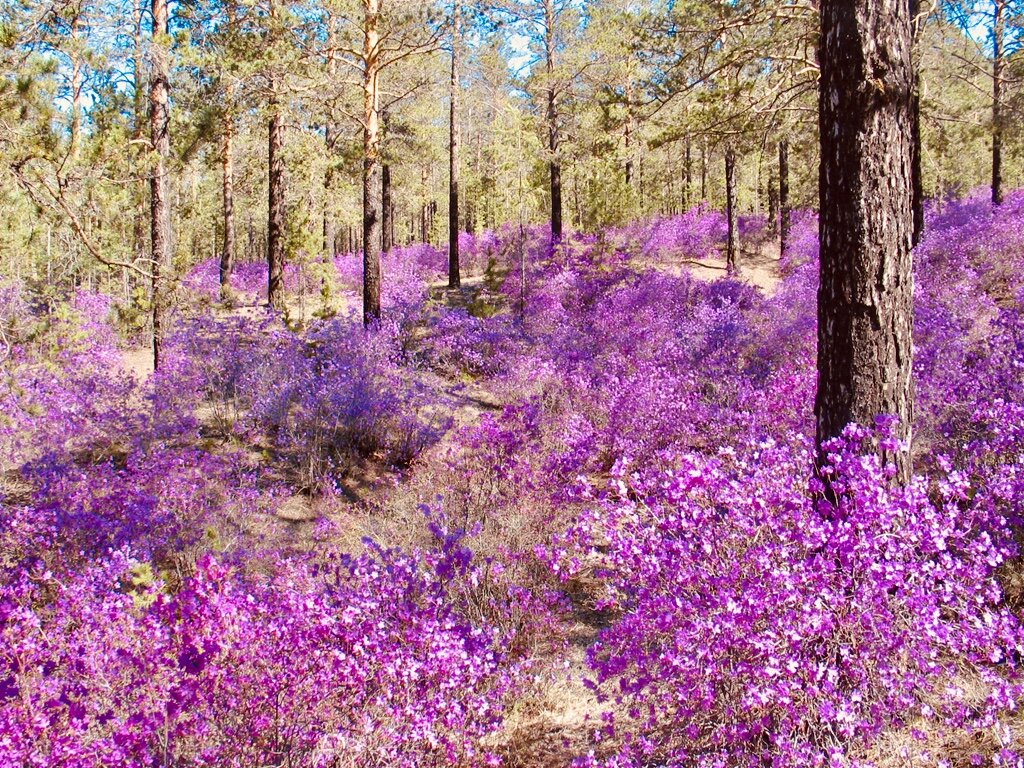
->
[
  {"left": 992, "top": 0, "right": 1005, "bottom": 205},
  {"left": 544, "top": 0, "right": 562, "bottom": 242},
  {"left": 362, "top": 0, "right": 382, "bottom": 324},
  {"left": 624, "top": 94, "right": 635, "bottom": 186},
  {"left": 382, "top": 163, "right": 393, "bottom": 253},
  {"left": 779, "top": 139, "right": 790, "bottom": 256},
  {"left": 220, "top": 112, "right": 235, "bottom": 295},
  {"left": 449, "top": 1, "right": 462, "bottom": 287},
  {"left": 150, "top": 0, "right": 171, "bottom": 371},
  {"left": 725, "top": 146, "right": 738, "bottom": 274},
  {"left": 768, "top": 169, "right": 779, "bottom": 235},
  {"left": 267, "top": 104, "right": 286, "bottom": 311},
  {"left": 816, "top": 0, "right": 915, "bottom": 484},
  {"left": 700, "top": 141, "right": 707, "bottom": 201}
]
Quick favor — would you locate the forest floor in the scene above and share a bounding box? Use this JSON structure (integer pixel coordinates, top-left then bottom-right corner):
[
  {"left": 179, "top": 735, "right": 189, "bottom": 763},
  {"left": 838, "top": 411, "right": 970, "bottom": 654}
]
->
[{"left": 112, "top": 242, "right": 782, "bottom": 765}]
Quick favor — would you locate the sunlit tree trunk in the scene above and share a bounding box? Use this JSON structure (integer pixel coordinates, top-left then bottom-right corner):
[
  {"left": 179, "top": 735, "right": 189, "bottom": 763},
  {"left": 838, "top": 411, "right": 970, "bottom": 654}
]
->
[
  {"left": 132, "top": 0, "right": 147, "bottom": 278},
  {"left": 150, "top": 0, "right": 171, "bottom": 370},
  {"left": 816, "top": 0, "right": 915, "bottom": 484},
  {"left": 684, "top": 140, "right": 692, "bottom": 209},
  {"left": 362, "top": 0, "right": 383, "bottom": 323},
  {"left": 324, "top": 18, "right": 338, "bottom": 263},
  {"left": 267, "top": 91, "right": 285, "bottom": 310},
  {"left": 220, "top": 108, "right": 235, "bottom": 295},
  {"left": 448, "top": 0, "right": 462, "bottom": 287}
]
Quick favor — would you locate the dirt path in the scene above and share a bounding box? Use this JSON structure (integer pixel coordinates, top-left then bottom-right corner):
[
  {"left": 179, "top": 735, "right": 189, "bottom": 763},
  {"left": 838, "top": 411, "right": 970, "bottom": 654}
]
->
[{"left": 665, "top": 239, "right": 781, "bottom": 295}]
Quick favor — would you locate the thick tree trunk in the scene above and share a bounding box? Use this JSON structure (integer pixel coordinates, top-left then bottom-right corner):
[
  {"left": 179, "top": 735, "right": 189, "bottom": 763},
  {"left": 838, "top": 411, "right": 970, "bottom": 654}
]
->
[
  {"left": 779, "top": 139, "right": 790, "bottom": 256},
  {"left": 725, "top": 146, "right": 738, "bottom": 274},
  {"left": 448, "top": 1, "right": 462, "bottom": 287},
  {"left": 816, "top": 0, "right": 915, "bottom": 484},
  {"left": 362, "top": 0, "right": 383, "bottom": 324},
  {"left": 992, "top": 0, "right": 1005, "bottom": 206},
  {"left": 544, "top": 0, "right": 562, "bottom": 243},
  {"left": 267, "top": 103, "right": 286, "bottom": 310},
  {"left": 150, "top": 0, "right": 171, "bottom": 371},
  {"left": 220, "top": 113, "right": 235, "bottom": 295}
]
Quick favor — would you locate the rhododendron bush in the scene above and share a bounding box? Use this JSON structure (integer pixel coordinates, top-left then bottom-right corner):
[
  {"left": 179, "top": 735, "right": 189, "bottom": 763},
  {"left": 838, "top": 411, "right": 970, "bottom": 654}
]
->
[{"left": 2, "top": 197, "right": 1023, "bottom": 765}]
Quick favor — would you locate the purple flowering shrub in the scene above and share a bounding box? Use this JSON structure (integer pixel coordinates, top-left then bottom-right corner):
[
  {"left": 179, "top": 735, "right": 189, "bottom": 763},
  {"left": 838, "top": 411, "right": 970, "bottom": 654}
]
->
[
  {"left": 158, "top": 314, "right": 446, "bottom": 491},
  {"left": 0, "top": 533, "right": 525, "bottom": 767},
  {"left": 564, "top": 425, "right": 1022, "bottom": 767},
  {"left": 183, "top": 258, "right": 323, "bottom": 303},
  {"left": 0, "top": 290, "right": 144, "bottom": 470},
  {"left": 4, "top": 189, "right": 1024, "bottom": 766}
]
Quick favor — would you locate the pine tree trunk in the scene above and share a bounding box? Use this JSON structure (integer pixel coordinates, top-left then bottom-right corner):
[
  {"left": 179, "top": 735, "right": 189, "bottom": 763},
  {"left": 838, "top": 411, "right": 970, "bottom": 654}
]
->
[
  {"left": 220, "top": 113, "right": 235, "bottom": 295},
  {"left": 544, "top": 0, "right": 562, "bottom": 243},
  {"left": 132, "top": 0, "right": 147, "bottom": 271},
  {"left": 700, "top": 141, "right": 707, "bottom": 202},
  {"left": 382, "top": 163, "right": 393, "bottom": 253},
  {"left": 448, "top": 1, "right": 462, "bottom": 287},
  {"left": 324, "top": 20, "right": 338, "bottom": 264},
  {"left": 150, "top": 0, "right": 171, "bottom": 371},
  {"left": 778, "top": 139, "right": 790, "bottom": 256},
  {"left": 362, "top": 0, "right": 382, "bottom": 324},
  {"left": 910, "top": 0, "right": 924, "bottom": 244},
  {"left": 725, "top": 146, "right": 738, "bottom": 274},
  {"left": 267, "top": 103, "right": 286, "bottom": 310},
  {"left": 816, "top": 0, "right": 915, "bottom": 484},
  {"left": 684, "top": 140, "right": 692, "bottom": 209},
  {"left": 992, "top": 0, "right": 1005, "bottom": 206}
]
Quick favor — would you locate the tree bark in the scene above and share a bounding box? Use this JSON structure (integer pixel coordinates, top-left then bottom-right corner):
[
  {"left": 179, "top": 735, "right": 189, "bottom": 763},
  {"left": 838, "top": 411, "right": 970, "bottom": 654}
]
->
[
  {"left": 132, "top": 0, "right": 147, "bottom": 274},
  {"left": 992, "top": 0, "right": 1005, "bottom": 206},
  {"left": 150, "top": 0, "right": 171, "bottom": 371},
  {"left": 382, "top": 163, "right": 393, "bottom": 253},
  {"left": 267, "top": 101, "right": 286, "bottom": 310},
  {"left": 448, "top": 0, "right": 462, "bottom": 287},
  {"left": 700, "top": 140, "right": 707, "bottom": 201},
  {"left": 816, "top": 0, "right": 915, "bottom": 484},
  {"left": 362, "top": 0, "right": 383, "bottom": 324},
  {"left": 779, "top": 139, "right": 790, "bottom": 255},
  {"left": 220, "top": 111, "right": 235, "bottom": 295},
  {"left": 725, "top": 146, "right": 738, "bottom": 274},
  {"left": 684, "top": 140, "right": 692, "bottom": 209},
  {"left": 544, "top": 0, "right": 562, "bottom": 243},
  {"left": 324, "top": 18, "right": 338, "bottom": 263}
]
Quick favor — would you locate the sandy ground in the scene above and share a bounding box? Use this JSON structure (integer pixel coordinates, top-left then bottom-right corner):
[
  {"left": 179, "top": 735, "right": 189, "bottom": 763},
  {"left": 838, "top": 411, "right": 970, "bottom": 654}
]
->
[{"left": 667, "top": 239, "right": 781, "bottom": 295}]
